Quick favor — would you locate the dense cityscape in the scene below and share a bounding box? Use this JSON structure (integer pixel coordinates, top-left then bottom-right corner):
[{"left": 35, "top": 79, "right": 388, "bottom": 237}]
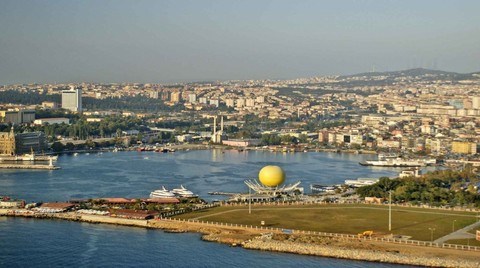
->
[{"left": 1, "top": 68, "right": 479, "bottom": 158}]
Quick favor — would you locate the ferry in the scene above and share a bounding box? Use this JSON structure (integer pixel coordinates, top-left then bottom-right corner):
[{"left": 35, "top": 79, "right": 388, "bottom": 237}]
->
[
  {"left": 171, "top": 185, "right": 198, "bottom": 198},
  {"left": 310, "top": 184, "right": 338, "bottom": 194},
  {"left": 344, "top": 178, "right": 379, "bottom": 187},
  {"left": 359, "top": 154, "right": 436, "bottom": 167},
  {"left": 149, "top": 186, "right": 177, "bottom": 198}
]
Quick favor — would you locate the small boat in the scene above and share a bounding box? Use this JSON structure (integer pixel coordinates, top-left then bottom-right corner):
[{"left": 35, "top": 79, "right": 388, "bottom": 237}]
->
[{"left": 73, "top": 153, "right": 79, "bottom": 156}]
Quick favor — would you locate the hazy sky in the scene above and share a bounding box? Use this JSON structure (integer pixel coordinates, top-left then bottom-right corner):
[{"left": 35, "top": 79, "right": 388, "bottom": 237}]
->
[{"left": 1, "top": 0, "right": 479, "bottom": 84}]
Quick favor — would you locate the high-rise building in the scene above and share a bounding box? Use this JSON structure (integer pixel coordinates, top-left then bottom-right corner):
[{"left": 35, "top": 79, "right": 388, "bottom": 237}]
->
[
  {"left": 170, "top": 91, "right": 181, "bottom": 103},
  {"left": 62, "top": 86, "right": 82, "bottom": 112},
  {"left": 188, "top": 93, "right": 197, "bottom": 103}
]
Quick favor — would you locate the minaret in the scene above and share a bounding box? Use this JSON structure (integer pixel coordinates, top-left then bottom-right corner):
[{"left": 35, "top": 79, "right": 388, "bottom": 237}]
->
[
  {"left": 213, "top": 116, "right": 217, "bottom": 136},
  {"left": 220, "top": 116, "right": 224, "bottom": 133}
]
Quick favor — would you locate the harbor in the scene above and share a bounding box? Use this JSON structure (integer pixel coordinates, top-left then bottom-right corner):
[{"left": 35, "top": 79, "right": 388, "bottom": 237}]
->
[{"left": 0, "top": 150, "right": 477, "bottom": 267}]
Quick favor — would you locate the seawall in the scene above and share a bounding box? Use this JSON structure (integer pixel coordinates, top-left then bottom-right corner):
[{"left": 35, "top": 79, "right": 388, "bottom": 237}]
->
[{"left": 1, "top": 210, "right": 479, "bottom": 268}]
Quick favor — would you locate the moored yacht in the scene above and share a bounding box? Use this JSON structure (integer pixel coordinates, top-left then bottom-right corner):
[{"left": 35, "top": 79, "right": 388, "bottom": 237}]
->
[
  {"left": 171, "top": 185, "right": 198, "bottom": 198},
  {"left": 149, "top": 186, "right": 176, "bottom": 198}
]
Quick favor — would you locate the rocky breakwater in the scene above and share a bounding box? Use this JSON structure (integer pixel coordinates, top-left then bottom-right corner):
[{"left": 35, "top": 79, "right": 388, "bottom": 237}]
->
[{"left": 242, "top": 234, "right": 480, "bottom": 268}]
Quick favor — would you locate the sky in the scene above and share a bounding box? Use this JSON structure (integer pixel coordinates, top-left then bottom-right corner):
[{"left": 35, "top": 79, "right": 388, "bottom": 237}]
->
[{"left": 1, "top": 0, "right": 479, "bottom": 84}]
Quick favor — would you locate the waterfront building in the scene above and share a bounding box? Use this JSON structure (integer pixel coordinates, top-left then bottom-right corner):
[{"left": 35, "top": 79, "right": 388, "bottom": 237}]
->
[
  {"left": 0, "top": 127, "right": 15, "bottom": 155},
  {"left": 0, "top": 197, "right": 25, "bottom": 208},
  {"left": 62, "top": 86, "right": 82, "bottom": 112},
  {"left": 15, "top": 132, "right": 48, "bottom": 154},
  {"left": 0, "top": 128, "right": 49, "bottom": 155},
  {"left": 222, "top": 139, "right": 261, "bottom": 147}
]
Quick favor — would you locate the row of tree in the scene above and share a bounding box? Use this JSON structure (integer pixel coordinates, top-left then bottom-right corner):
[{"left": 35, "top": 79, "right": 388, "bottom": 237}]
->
[{"left": 356, "top": 168, "right": 480, "bottom": 207}]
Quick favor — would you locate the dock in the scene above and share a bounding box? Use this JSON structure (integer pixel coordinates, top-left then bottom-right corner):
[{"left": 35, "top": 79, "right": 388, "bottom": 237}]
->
[
  {"left": 0, "top": 163, "right": 60, "bottom": 170},
  {"left": 208, "top": 192, "right": 237, "bottom": 196}
]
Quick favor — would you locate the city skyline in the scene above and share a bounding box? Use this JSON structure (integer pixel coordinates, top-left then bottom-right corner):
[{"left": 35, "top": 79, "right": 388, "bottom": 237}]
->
[{"left": 1, "top": 0, "right": 480, "bottom": 84}]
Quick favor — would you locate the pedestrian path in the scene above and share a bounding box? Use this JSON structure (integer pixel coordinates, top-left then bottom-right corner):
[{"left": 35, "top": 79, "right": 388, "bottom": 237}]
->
[{"left": 434, "top": 220, "right": 480, "bottom": 244}]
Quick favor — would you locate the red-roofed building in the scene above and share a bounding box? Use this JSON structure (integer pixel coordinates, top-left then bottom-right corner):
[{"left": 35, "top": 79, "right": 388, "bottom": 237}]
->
[
  {"left": 145, "top": 198, "right": 180, "bottom": 204},
  {"left": 109, "top": 209, "right": 158, "bottom": 220}
]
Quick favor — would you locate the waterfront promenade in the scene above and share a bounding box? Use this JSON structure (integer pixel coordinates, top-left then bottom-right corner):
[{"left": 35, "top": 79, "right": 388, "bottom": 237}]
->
[{"left": 1, "top": 208, "right": 479, "bottom": 268}]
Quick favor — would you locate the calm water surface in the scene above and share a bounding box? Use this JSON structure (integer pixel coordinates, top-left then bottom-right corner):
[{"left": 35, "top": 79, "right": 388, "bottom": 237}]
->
[{"left": 0, "top": 150, "right": 408, "bottom": 267}]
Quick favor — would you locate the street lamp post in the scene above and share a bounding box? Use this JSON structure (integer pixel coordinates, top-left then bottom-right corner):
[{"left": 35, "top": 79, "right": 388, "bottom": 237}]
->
[
  {"left": 388, "top": 190, "right": 392, "bottom": 232},
  {"left": 428, "top": 227, "right": 435, "bottom": 242},
  {"left": 248, "top": 186, "right": 251, "bottom": 214},
  {"left": 452, "top": 220, "right": 457, "bottom": 232}
]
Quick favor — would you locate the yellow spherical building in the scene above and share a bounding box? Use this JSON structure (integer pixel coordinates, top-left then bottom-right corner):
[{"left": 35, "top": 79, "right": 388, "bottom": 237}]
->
[{"left": 258, "top": 165, "right": 285, "bottom": 187}]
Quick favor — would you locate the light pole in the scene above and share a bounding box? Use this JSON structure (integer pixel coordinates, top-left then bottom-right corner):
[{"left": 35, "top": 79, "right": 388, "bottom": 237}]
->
[
  {"left": 388, "top": 190, "right": 392, "bottom": 232},
  {"left": 248, "top": 186, "right": 251, "bottom": 214},
  {"left": 428, "top": 227, "right": 435, "bottom": 242},
  {"left": 452, "top": 220, "right": 457, "bottom": 232}
]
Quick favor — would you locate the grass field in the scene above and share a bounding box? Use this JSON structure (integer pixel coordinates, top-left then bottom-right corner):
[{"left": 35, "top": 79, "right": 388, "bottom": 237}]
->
[
  {"left": 445, "top": 239, "right": 480, "bottom": 247},
  {"left": 175, "top": 204, "right": 479, "bottom": 241}
]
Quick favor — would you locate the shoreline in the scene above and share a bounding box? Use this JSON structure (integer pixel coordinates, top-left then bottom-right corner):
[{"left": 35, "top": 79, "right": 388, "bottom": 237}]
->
[{"left": 1, "top": 210, "right": 479, "bottom": 268}]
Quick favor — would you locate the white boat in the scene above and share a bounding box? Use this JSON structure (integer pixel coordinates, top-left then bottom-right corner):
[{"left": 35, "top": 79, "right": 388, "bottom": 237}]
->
[
  {"left": 344, "top": 178, "right": 379, "bottom": 187},
  {"left": 359, "top": 154, "right": 436, "bottom": 167},
  {"left": 171, "top": 185, "right": 198, "bottom": 198},
  {"left": 149, "top": 186, "right": 176, "bottom": 198}
]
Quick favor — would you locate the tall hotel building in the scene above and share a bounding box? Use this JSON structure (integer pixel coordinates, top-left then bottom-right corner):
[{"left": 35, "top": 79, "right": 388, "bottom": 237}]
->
[{"left": 62, "top": 86, "right": 82, "bottom": 112}]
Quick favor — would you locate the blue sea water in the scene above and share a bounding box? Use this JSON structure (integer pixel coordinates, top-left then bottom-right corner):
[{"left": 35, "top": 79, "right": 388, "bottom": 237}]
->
[{"left": 0, "top": 150, "right": 408, "bottom": 267}]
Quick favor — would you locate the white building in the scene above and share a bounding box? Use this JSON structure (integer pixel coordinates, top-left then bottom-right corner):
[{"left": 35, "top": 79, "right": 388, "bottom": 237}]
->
[
  {"left": 33, "top": 118, "right": 70, "bottom": 125},
  {"left": 62, "top": 86, "right": 82, "bottom": 112},
  {"left": 472, "top": 96, "right": 480, "bottom": 109},
  {"left": 188, "top": 93, "right": 197, "bottom": 103}
]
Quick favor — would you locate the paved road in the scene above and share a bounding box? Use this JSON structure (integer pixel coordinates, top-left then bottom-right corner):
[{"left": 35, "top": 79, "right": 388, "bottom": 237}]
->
[{"left": 434, "top": 220, "right": 480, "bottom": 244}]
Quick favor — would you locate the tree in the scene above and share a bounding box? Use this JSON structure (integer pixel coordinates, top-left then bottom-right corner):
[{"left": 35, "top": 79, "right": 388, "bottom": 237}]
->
[{"left": 51, "top": 142, "right": 65, "bottom": 152}]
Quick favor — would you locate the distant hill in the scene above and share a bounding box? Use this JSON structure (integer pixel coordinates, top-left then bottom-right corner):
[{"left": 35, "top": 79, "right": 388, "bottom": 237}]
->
[{"left": 339, "top": 68, "right": 479, "bottom": 80}]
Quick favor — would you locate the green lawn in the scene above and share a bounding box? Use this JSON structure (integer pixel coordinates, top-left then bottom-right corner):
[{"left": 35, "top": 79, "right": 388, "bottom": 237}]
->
[
  {"left": 445, "top": 238, "right": 480, "bottom": 247},
  {"left": 175, "top": 204, "right": 478, "bottom": 241}
]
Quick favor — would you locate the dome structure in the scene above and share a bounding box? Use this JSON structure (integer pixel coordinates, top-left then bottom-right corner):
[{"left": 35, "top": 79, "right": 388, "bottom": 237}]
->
[{"left": 258, "top": 165, "right": 285, "bottom": 187}]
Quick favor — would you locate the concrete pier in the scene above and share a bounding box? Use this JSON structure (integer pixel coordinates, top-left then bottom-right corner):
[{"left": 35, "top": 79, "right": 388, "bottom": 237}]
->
[{"left": 0, "top": 163, "right": 60, "bottom": 170}]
